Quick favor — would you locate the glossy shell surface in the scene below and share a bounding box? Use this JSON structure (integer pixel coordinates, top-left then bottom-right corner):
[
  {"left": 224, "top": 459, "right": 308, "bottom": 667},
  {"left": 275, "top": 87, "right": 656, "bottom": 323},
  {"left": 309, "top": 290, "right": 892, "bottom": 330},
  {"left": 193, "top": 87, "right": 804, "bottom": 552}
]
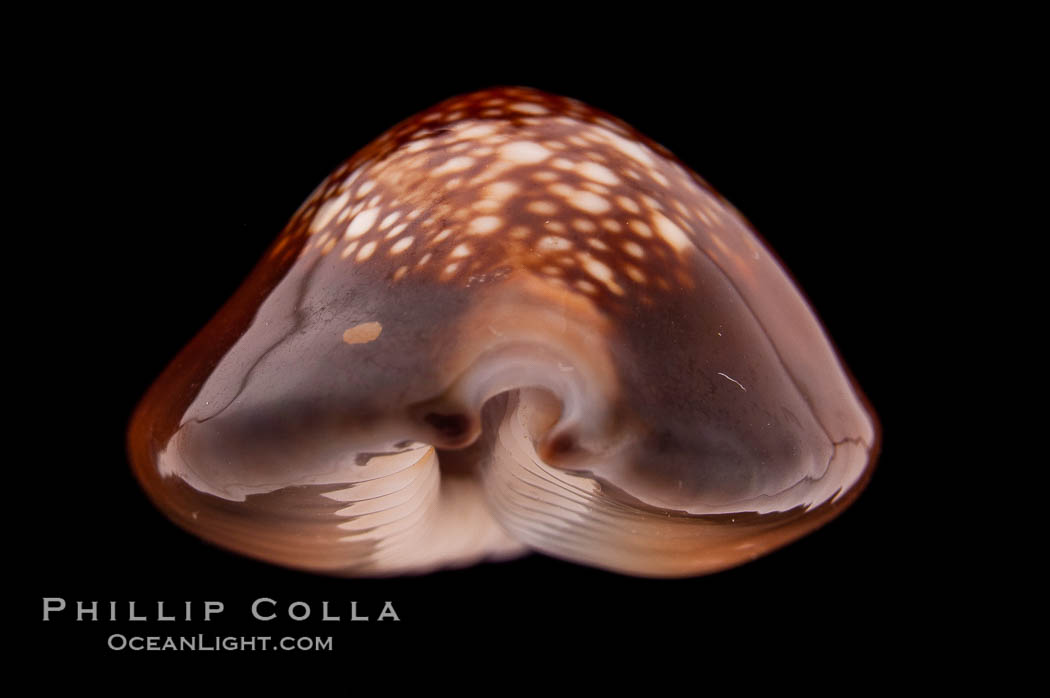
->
[{"left": 128, "top": 87, "right": 878, "bottom": 577}]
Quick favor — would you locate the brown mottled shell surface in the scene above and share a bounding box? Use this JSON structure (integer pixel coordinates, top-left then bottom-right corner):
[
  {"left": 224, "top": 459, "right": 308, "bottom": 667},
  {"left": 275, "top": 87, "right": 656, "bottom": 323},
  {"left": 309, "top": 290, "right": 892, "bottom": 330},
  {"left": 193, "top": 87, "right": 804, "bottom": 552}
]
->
[{"left": 128, "top": 87, "right": 878, "bottom": 577}]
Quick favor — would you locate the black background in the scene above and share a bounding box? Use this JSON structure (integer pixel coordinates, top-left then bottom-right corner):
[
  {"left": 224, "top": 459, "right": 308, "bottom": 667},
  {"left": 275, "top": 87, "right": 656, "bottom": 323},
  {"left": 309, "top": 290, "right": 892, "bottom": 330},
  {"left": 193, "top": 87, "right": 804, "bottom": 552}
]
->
[{"left": 21, "top": 36, "right": 942, "bottom": 668}]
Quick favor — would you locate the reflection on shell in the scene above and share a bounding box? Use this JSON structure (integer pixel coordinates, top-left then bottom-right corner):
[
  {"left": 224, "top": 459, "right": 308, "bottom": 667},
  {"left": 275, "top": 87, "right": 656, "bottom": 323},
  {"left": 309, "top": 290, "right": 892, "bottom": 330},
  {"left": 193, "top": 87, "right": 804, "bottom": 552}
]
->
[{"left": 127, "top": 87, "right": 878, "bottom": 577}]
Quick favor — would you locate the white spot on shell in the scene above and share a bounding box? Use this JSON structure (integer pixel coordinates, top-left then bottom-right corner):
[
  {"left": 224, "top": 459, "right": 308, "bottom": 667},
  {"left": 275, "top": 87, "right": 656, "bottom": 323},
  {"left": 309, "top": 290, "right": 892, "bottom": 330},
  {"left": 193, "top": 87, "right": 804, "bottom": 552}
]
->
[
  {"left": 468, "top": 216, "right": 502, "bottom": 235},
  {"left": 566, "top": 190, "right": 610, "bottom": 214},
  {"left": 577, "top": 161, "right": 620, "bottom": 185},
  {"left": 356, "top": 240, "right": 378, "bottom": 261},
  {"left": 616, "top": 196, "right": 641, "bottom": 214},
  {"left": 580, "top": 254, "right": 613, "bottom": 283},
  {"left": 404, "top": 138, "right": 435, "bottom": 153},
  {"left": 483, "top": 181, "right": 519, "bottom": 201},
  {"left": 527, "top": 200, "right": 558, "bottom": 215},
  {"left": 580, "top": 253, "right": 624, "bottom": 295},
  {"left": 511, "top": 102, "right": 549, "bottom": 115},
  {"left": 379, "top": 211, "right": 402, "bottom": 231},
  {"left": 625, "top": 264, "right": 646, "bottom": 283},
  {"left": 598, "top": 129, "right": 654, "bottom": 167},
  {"left": 623, "top": 240, "right": 645, "bottom": 258},
  {"left": 355, "top": 180, "right": 377, "bottom": 199},
  {"left": 473, "top": 200, "right": 500, "bottom": 213},
  {"left": 311, "top": 191, "right": 350, "bottom": 233},
  {"left": 343, "top": 321, "right": 382, "bottom": 344},
  {"left": 500, "top": 141, "right": 551, "bottom": 164},
  {"left": 345, "top": 207, "right": 380, "bottom": 240},
  {"left": 536, "top": 236, "right": 572, "bottom": 252},
  {"left": 433, "top": 156, "right": 475, "bottom": 176},
  {"left": 641, "top": 194, "right": 663, "bottom": 211},
  {"left": 652, "top": 212, "right": 692, "bottom": 251},
  {"left": 629, "top": 219, "right": 652, "bottom": 238},
  {"left": 390, "top": 237, "right": 414, "bottom": 254},
  {"left": 582, "top": 181, "right": 611, "bottom": 195},
  {"left": 457, "top": 123, "right": 500, "bottom": 140},
  {"left": 450, "top": 243, "right": 471, "bottom": 259}
]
